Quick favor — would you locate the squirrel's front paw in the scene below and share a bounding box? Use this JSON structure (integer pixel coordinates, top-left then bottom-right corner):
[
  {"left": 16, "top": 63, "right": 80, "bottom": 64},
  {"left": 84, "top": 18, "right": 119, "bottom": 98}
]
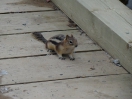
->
[
  {"left": 70, "top": 57, "right": 75, "bottom": 61},
  {"left": 47, "top": 49, "right": 54, "bottom": 52},
  {"left": 59, "top": 57, "right": 65, "bottom": 60}
]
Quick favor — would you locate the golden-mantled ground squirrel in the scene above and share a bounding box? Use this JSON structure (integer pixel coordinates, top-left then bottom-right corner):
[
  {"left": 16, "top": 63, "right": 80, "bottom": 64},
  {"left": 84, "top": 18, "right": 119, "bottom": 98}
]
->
[{"left": 32, "top": 32, "right": 78, "bottom": 60}]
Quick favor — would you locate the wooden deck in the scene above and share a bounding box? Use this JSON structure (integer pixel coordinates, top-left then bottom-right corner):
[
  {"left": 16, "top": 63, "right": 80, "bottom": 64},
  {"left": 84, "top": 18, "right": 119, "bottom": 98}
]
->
[{"left": 0, "top": 0, "right": 131, "bottom": 99}]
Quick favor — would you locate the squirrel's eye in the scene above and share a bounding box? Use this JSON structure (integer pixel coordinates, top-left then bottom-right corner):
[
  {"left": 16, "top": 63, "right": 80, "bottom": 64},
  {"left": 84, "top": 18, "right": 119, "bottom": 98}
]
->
[{"left": 69, "top": 40, "right": 73, "bottom": 44}]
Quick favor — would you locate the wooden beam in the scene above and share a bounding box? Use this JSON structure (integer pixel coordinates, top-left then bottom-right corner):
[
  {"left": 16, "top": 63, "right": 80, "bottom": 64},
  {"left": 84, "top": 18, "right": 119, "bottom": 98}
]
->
[{"left": 52, "top": 0, "right": 132, "bottom": 73}]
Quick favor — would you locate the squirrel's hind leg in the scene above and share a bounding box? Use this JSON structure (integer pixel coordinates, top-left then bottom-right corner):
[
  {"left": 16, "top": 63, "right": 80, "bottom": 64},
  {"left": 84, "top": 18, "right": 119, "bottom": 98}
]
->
[
  {"left": 57, "top": 53, "right": 65, "bottom": 60},
  {"left": 47, "top": 49, "right": 55, "bottom": 55}
]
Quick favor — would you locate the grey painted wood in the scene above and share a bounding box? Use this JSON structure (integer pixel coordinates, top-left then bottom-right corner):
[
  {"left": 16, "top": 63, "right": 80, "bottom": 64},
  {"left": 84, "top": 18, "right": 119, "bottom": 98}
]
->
[
  {"left": 0, "top": 0, "right": 54, "bottom": 13},
  {"left": 0, "top": 74, "right": 131, "bottom": 99},
  {"left": 0, "top": 11, "right": 75, "bottom": 35},
  {"left": 0, "top": 51, "right": 127, "bottom": 85}
]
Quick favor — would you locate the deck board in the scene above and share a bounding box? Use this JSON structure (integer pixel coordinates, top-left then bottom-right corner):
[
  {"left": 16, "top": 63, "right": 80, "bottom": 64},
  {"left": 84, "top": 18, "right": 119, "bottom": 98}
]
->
[
  {"left": 0, "top": 0, "right": 54, "bottom": 13},
  {"left": 0, "top": 51, "right": 127, "bottom": 85},
  {"left": 0, "top": 74, "right": 132, "bottom": 99},
  {"left": 0, "top": 11, "right": 75, "bottom": 35},
  {"left": 0, "top": 30, "right": 100, "bottom": 59}
]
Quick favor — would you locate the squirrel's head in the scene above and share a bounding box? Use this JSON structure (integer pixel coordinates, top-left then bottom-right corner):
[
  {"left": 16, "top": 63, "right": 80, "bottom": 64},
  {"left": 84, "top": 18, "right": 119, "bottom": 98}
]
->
[{"left": 65, "top": 34, "right": 78, "bottom": 47}]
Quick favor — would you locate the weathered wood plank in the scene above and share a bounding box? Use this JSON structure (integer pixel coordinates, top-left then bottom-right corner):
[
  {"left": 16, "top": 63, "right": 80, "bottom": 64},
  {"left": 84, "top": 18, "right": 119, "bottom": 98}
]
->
[
  {"left": 115, "top": 10, "right": 132, "bottom": 26},
  {"left": 52, "top": 0, "right": 132, "bottom": 73},
  {"left": 100, "top": 0, "right": 132, "bottom": 26},
  {"left": 100, "top": 0, "right": 129, "bottom": 10},
  {"left": 0, "top": 74, "right": 131, "bottom": 99},
  {"left": 0, "top": 30, "right": 100, "bottom": 59},
  {"left": 0, "top": 11, "right": 75, "bottom": 35},
  {"left": 0, "top": 51, "right": 127, "bottom": 85},
  {"left": 0, "top": 0, "right": 54, "bottom": 13},
  {"left": 92, "top": 10, "right": 132, "bottom": 73}
]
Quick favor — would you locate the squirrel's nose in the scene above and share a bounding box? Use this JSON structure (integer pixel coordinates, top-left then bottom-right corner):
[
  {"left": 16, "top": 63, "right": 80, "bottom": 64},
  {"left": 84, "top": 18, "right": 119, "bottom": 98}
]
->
[{"left": 75, "top": 45, "right": 78, "bottom": 47}]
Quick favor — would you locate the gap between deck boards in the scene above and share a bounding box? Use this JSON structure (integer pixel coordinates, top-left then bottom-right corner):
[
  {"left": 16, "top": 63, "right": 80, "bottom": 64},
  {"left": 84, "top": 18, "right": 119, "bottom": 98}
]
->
[
  {"left": 0, "top": 50, "right": 102, "bottom": 60},
  {"left": 0, "top": 29, "right": 77, "bottom": 36},
  {"left": 0, "top": 73, "right": 128, "bottom": 87},
  {"left": 0, "top": 10, "right": 56, "bottom": 14}
]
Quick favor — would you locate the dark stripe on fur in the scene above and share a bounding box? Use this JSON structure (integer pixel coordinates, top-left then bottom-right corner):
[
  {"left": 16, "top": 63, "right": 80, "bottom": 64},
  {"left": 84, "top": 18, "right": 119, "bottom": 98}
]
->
[
  {"left": 55, "top": 37, "right": 64, "bottom": 41},
  {"left": 49, "top": 40, "right": 59, "bottom": 45},
  {"left": 50, "top": 34, "right": 65, "bottom": 41}
]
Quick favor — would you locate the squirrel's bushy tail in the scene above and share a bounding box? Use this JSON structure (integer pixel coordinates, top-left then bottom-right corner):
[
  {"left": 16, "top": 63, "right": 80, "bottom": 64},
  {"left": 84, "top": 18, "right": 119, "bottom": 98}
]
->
[{"left": 32, "top": 32, "right": 47, "bottom": 44}]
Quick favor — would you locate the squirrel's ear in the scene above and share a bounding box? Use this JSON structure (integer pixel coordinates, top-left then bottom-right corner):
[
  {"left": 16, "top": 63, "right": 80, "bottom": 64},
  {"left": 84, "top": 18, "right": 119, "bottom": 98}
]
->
[
  {"left": 66, "top": 35, "right": 69, "bottom": 40},
  {"left": 71, "top": 34, "right": 73, "bottom": 37}
]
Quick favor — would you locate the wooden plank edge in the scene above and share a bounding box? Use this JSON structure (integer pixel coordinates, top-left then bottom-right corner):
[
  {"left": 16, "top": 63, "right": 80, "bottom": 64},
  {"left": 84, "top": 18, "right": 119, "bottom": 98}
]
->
[
  {"left": 0, "top": 29, "right": 77, "bottom": 36},
  {"left": 0, "top": 10, "right": 56, "bottom": 14},
  {"left": 0, "top": 74, "right": 129, "bottom": 86}
]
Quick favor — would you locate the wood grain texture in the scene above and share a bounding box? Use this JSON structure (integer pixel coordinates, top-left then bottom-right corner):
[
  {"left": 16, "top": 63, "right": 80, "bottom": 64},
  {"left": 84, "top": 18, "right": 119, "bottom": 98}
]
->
[
  {"left": 1, "top": 74, "right": 131, "bottom": 99},
  {"left": 0, "top": 51, "right": 127, "bottom": 85},
  {"left": 101, "top": 0, "right": 132, "bottom": 25},
  {"left": 0, "top": 0, "right": 54, "bottom": 13},
  {"left": 0, "top": 11, "right": 75, "bottom": 35},
  {"left": 100, "top": 0, "right": 129, "bottom": 9}
]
